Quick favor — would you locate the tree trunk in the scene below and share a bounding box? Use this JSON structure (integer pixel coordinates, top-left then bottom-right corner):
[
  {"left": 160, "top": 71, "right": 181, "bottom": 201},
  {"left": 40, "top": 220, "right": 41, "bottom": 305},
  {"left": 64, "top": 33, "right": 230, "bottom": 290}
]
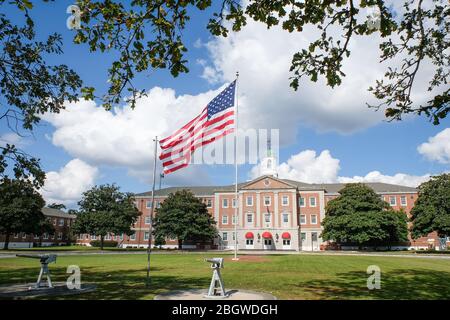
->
[
  {"left": 3, "top": 233, "right": 10, "bottom": 250},
  {"left": 100, "top": 235, "right": 104, "bottom": 250},
  {"left": 178, "top": 239, "right": 182, "bottom": 250}
]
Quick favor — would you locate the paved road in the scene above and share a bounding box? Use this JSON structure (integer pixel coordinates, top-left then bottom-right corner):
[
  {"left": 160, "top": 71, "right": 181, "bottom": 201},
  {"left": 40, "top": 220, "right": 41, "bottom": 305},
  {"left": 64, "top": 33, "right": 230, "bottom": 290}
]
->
[{"left": 1, "top": 250, "right": 449, "bottom": 259}]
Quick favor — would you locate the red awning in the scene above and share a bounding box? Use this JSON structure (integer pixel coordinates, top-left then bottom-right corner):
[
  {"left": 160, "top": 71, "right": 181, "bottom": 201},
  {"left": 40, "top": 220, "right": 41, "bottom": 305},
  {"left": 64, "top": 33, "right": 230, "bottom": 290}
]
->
[
  {"left": 281, "top": 232, "right": 291, "bottom": 239},
  {"left": 262, "top": 231, "right": 272, "bottom": 239},
  {"left": 245, "top": 232, "right": 254, "bottom": 239}
]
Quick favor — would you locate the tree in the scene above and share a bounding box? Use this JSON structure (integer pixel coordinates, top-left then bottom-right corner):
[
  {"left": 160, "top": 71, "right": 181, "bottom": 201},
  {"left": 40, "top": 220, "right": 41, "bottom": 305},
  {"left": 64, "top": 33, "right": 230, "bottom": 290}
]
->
[
  {"left": 410, "top": 174, "right": 450, "bottom": 242},
  {"left": 0, "top": 178, "right": 47, "bottom": 250},
  {"left": 72, "top": 184, "right": 139, "bottom": 250},
  {"left": 322, "top": 183, "right": 408, "bottom": 249},
  {"left": 153, "top": 190, "right": 217, "bottom": 249},
  {"left": 47, "top": 203, "right": 66, "bottom": 210}
]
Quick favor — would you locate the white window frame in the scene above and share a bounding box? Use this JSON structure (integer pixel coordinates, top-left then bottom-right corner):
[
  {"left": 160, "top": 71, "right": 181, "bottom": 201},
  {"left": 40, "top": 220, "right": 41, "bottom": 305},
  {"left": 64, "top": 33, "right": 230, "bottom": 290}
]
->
[
  {"left": 282, "top": 213, "right": 289, "bottom": 224},
  {"left": 311, "top": 214, "right": 318, "bottom": 224},
  {"left": 232, "top": 215, "right": 237, "bottom": 225},
  {"left": 130, "top": 233, "right": 136, "bottom": 240},
  {"left": 309, "top": 197, "right": 317, "bottom": 207},
  {"left": 283, "top": 239, "right": 291, "bottom": 246},
  {"left": 264, "top": 213, "right": 271, "bottom": 223},
  {"left": 42, "top": 233, "right": 49, "bottom": 240},
  {"left": 145, "top": 216, "right": 151, "bottom": 225},
  {"left": 282, "top": 195, "right": 289, "bottom": 206},
  {"left": 105, "top": 234, "right": 111, "bottom": 240},
  {"left": 146, "top": 200, "right": 153, "bottom": 209},
  {"left": 57, "top": 232, "right": 62, "bottom": 240},
  {"left": 144, "top": 232, "right": 150, "bottom": 241},
  {"left": 400, "top": 195, "right": 407, "bottom": 206},
  {"left": 389, "top": 196, "right": 397, "bottom": 206},
  {"left": 246, "top": 239, "right": 253, "bottom": 245},
  {"left": 246, "top": 213, "right": 253, "bottom": 224},
  {"left": 222, "top": 232, "right": 228, "bottom": 241},
  {"left": 58, "top": 219, "right": 64, "bottom": 226},
  {"left": 222, "top": 215, "right": 229, "bottom": 225},
  {"left": 222, "top": 199, "right": 229, "bottom": 208},
  {"left": 299, "top": 197, "right": 306, "bottom": 207},
  {"left": 91, "top": 234, "right": 97, "bottom": 240},
  {"left": 264, "top": 196, "right": 271, "bottom": 207},
  {"left": 246, "top": 196, "right": 253, "bottom": 206},
  {"left": 206, "top": 199, "right": 212, "bottom": 208},
  {"left": 300, "top": 214, "right": 307, "bottom": 225},
  {"left": 232, "top": 198, "right": 237, "bottom": 208},
  {"left": 13, "top": 233, "right": 19, "bottom": 238}
]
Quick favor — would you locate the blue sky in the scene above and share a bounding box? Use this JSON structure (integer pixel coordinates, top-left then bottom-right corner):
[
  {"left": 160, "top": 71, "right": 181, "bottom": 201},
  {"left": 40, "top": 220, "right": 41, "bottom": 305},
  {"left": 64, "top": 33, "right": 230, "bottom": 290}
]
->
[{"left": 1, "top": 1, "right": 449, "bottom": 206}]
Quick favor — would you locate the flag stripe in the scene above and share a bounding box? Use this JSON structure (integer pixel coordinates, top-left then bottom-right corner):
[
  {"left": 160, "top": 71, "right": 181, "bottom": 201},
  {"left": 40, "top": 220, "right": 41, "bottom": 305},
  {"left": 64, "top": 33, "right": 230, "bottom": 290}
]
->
[{"left": 159, "top": 81, "right": 236, "bottom": 174}]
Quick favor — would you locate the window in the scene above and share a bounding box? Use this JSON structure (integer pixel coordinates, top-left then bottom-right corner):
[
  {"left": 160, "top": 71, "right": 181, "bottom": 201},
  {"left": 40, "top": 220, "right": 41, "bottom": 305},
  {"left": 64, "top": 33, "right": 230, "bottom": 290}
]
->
[
  {"left": 53, "top": 218, "right": 57, "bottom": 226},
  {"left": 105, "top": 234, "right": 111, "bottom": 240},
  {"left": 206, "top": 199, "right": 212, "bottom": 208},
  {"left": 222, "top": 199, "right": 229, "bottom": 208},
  {"left": 222, "top": 232, "right": 228, "bottom": 241},
  {"left": 22, "top": 233, "right": 27, "bottom": 239},
  {"left": 57, "top": 232, "right": 62, "bottom": 240},
  {"left": 130, "top": 233, "right": 136, "bottom": 240},
  {"left": 246, "top": 239, "right": 253, "bottom": 245},
  {"left": 232, "top": 232, "right": 236, "bottom": 241},
  {"left": 301, "top": 232, "right": 306, "bottom": 241},
  {"left": 264, "top": 213, "right": 271, "bottom": 223},
  {"left": 91, "top": 234, "right": 96, "bottom": 240},
  {"left": 283, "top": 239, "right": 291, "bottom": 246},
  {"left": 311, "top": 232, "right": 318, "bottom": 242},
  {"left": 246, "top": 214, "right": 253, "bottom": 223},
  {"left": 246, "top": 196, "right": 253, "bottom": 206},
  {"left": 43, "top": 233, "right": 49, "bottom": 240},
  {"left": 282, "top": 195, "right": 289, "bottom": 206},
  {"left": 85, "top": 234, "right": 89, "bottom": 240},
  {"left": 146, "top": 200, "right": 152, "bottom": 208},
  {"left": 300, "top": 214, "right": 306, "bottom": 225},
  {"left": 232, "top": 215, "right": 237, "bottom": 225},
  {"left": 155, "top": 201, "right": 160, "bottom": 208},
  {"left": 311, "top": 215, "right": 318, "bottom": 224},
  {"left": 222, "top": 215, "right": 228, "bottom": 224},
  {"left": 400, "top": 196, "right": 407, "bottom": 206},
  {"left": 144, "top": 232, "right": 150, "bottom": 241},
  {"left": 264, "top": 196, "right": 271, "bottom": 206},
  {"left": 13, "top": 233, "right": 19, "bottom": 238},
  {"left": 232, "top": 198, "right": 237, "bottom": 208},
  {"left": 309, "top": 197, "right": 317, "bottom": 207},
  {"left": 282, "top": 213, "right": 289, "bottom": 224},
  {"left": 34, "top": 234, "right": 40, "bottom": 239},
  {"left": 389, "top": 196, "right": 397, "bottom": 206},
  {"left": 59, "top": 219, "right": 65, "bottom": 226},
  {"left": 119, "top": 234, "right": 124, "bottom": 240},
  {"left": 145, "top": 216, "right": 152, "bottom": 224},
  {"left": 299, "top": 197, "right": 305, "bottom": 207}
]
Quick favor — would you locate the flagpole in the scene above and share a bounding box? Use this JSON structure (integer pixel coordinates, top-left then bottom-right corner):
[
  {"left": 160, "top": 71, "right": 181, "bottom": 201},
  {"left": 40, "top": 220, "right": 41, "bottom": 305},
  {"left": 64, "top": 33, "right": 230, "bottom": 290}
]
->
[
  {"left": 146, "top": 135, "right": 158, "bottom": 287},
  {"left": 233, "top": 71, "right": 239, "bottom": 261}
]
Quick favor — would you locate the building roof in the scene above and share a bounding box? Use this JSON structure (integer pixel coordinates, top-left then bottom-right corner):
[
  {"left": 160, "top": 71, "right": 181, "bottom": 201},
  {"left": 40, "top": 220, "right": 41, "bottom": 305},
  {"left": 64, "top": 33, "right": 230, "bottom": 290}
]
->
[
  {"left": 42, "top": 207, "right": 76, "bottom": 219},
  {"left": 135, "top": 176, "right": 417, "bottom": 197}
]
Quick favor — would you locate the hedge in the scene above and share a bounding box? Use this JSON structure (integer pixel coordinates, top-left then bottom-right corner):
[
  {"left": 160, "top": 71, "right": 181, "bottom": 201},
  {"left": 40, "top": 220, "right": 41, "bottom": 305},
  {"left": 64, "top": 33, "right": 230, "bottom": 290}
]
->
[{"left": 90, "top": 240, "right": 118, "bottom": 248}]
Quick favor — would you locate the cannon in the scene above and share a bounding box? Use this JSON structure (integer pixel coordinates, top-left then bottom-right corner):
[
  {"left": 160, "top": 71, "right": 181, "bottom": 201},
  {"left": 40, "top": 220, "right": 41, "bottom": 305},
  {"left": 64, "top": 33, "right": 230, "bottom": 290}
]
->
[
  {"left": 204, "top": 258, "right": 228, "bottom": 298},
  {"left": 16, "top": 254, "right": 57, "bottom": 289}
]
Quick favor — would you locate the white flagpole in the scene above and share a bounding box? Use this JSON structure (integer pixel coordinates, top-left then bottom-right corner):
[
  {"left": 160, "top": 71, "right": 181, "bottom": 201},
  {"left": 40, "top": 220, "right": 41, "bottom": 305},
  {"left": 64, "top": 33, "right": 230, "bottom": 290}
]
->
[
  {"left": 233, "top": 71, "right": 239, "bottom": 261},
  {"left": 146, "top": 136, "right": 158, "bottom": 287}
]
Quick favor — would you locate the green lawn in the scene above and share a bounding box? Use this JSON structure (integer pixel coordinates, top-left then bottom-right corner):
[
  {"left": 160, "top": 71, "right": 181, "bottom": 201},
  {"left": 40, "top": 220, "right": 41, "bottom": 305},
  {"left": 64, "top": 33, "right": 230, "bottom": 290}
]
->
[{"left": 0, "top": 253, "right": 449, "bottom": 300}]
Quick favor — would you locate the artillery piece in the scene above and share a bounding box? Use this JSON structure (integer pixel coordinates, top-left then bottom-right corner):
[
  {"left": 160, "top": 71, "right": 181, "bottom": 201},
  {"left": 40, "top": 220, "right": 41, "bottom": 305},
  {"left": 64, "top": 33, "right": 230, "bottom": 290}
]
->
[{"left": 16, "top": 254, "right": 57, "bottom": 289}]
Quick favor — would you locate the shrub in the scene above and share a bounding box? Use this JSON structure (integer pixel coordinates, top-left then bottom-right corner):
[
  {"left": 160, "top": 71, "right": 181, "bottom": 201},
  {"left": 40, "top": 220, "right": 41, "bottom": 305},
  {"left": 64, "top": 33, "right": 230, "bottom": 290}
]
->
[{"left": 90, "top": 240, "right": 118, "bottom": 248}]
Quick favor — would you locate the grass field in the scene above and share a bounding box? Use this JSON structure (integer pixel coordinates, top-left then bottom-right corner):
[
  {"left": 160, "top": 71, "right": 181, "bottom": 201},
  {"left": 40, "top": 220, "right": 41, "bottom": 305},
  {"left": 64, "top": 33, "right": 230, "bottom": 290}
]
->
[{"left": 1, "top": 253, "right": 449, "bottom": 300}]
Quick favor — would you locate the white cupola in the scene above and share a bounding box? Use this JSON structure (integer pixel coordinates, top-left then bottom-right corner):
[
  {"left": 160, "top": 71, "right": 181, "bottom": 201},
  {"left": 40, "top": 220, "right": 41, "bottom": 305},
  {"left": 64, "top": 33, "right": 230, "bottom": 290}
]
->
[{"left": 260, "top": 138, "right": 277, "bottom": 177}]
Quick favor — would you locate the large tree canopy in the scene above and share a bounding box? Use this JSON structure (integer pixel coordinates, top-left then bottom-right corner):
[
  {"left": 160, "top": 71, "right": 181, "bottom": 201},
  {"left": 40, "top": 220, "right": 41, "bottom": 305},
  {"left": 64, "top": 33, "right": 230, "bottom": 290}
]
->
[
  {"left": 321, "top": 183, "right": 408, "bottom": 248},
  {"left": 0, "top": 178, "right": 49, "bottom": 249},
  {"left": 72, "top": 184, "right": 140, "bottom": 249},
  {"left": 153, "top": 189, "right": 217, "bottom": 249},
  {"left": 410, "top": 174, "right": 450, "bottom": 239}
]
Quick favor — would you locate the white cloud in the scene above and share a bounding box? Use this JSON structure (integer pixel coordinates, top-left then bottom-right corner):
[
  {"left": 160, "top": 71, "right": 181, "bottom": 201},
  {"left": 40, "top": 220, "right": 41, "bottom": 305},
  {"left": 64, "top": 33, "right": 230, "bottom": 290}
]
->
[
  {"left": 417, "top": 128, "right": 450, "bottom": 164},
  {"left": 200, "top": 3, "right": 439, "bottom": 142},
  {"left": 40, "top": 159, "right": 98, "bottom": 206},
  {"left": 251, "top": 150, "right": 340, "bottom": 183},
  {"left": 42, "top": 87, "right": 228, "bottom": 185},
  {"left": 251, "top": 149, "right": 431, "bottom": 187},
  {"left": 337, "top": 171, "right": 430, "bottom": 188},
  {"left": 0, "top": 133, "right": 28, "bottom": 148}
]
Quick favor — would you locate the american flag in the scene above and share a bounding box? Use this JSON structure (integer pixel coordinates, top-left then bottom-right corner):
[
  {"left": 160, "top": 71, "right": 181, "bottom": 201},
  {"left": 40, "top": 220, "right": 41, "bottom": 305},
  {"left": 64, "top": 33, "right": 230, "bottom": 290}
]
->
[{"left": 159, "top": 81, "right": 236, "bottom": 174}]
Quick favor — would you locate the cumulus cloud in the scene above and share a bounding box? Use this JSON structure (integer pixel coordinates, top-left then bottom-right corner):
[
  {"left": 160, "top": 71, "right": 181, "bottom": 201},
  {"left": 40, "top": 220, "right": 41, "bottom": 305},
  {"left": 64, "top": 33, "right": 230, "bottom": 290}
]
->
[
  {"left": 251, "top": 150, "right": 340, "bottom": 183},
  {"left": 251, "top": 149, "right": 431, "bottom": 187},
  {"left": 40, "top": 159, "right": 98, "bottom": 206},
  {"left": 199, "top": 2, "right": 438, "bottom": 142},
  {"left": 337, "top": 171, "right": 430, "bottom": 188},
  {"left": 42, "top": 87, "right": 229, "bottom": 185},
  {"left": 417, "top": 128, "right": 450, "bottom": 164},
  {"left": 0, "top": 133, "right": 28, "bottom": 148}
]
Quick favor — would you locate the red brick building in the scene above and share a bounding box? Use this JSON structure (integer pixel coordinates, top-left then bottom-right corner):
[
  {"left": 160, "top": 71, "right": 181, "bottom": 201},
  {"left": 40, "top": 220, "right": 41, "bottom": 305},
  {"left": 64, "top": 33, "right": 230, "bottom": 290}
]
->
[{"left": 0, "top": 207, "right": 76, "bottom": 249}]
